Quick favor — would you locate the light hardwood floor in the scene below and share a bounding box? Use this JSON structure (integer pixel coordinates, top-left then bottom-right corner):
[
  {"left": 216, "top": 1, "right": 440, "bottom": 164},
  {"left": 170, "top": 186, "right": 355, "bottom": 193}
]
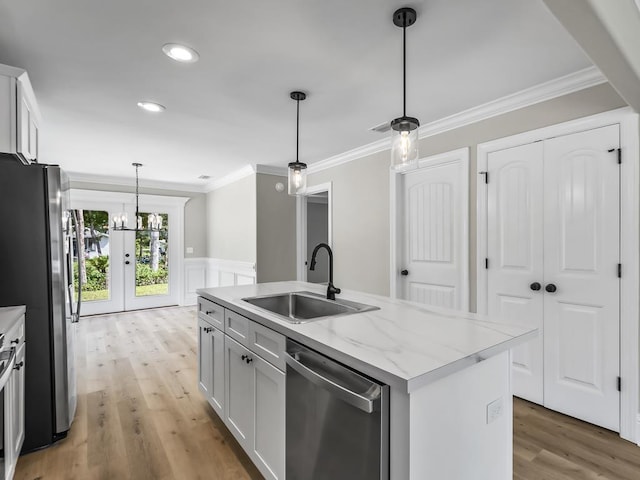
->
[{"left": 14, "top": 306, "right": 640, "bottom": 479}]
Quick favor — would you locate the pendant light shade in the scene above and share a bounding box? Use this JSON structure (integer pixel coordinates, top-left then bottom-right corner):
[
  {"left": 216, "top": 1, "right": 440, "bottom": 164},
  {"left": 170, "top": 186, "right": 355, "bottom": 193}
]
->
[
  {"left": 287, "top": 91, "right": 308, "bottom": 196},
  {"left": 390, "top": 7, "right": 420, "bottom": 171}
]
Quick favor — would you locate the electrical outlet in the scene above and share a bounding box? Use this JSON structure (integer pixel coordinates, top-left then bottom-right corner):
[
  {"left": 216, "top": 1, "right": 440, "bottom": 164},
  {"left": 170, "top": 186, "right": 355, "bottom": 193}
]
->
[
  {"left": 486, "top": 397, "right": 504, "bottom": 424},
  {"left": 186, "top": 247, "right": 194, "bottom": 254}
]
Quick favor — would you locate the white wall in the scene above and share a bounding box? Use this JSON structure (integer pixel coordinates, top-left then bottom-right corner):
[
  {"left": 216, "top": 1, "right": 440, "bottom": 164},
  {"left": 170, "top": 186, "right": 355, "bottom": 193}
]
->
[
  {"left": 206, "top": 173, "right": 256, "bottom": 263},
  {"left": 255, "top": 173, "right": 297, "bottom": 283},
  {"left": 308, "top": 83, "right": 626, "bottom": 308}
]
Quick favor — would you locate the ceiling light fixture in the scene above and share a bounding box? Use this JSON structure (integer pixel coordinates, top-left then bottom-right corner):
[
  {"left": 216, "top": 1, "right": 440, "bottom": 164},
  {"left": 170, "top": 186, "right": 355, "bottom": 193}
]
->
[
  {"left": 390, "top": 7, "right": 420, "bottom": 171},
  {"left": 137, "top": 101, "right": 166, "bottom": 113},
  {"left": 162, "top": 43, "right": 200, "bottom": 63},
  {"left": 287, "top": 91, "right": 308, "bottom": 196},
  {"left": 112, "top": 163, "right": 163, "bottom": 232}
]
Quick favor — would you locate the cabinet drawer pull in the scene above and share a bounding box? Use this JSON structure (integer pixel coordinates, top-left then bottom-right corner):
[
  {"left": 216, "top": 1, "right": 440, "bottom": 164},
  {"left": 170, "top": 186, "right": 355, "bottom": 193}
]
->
[
  {"left": 241, "top": 354, "right": 253, "bottom": 364},
  {"left": 205, "top": 310, "right": 214, "bottom": 315},
  {"left": 13, "top": 361, "right": 23, "bottom": 370},
  {"left": 10, "top": 338, "right": 19, "bottom": 345},
  {"left": 204, "top": 327, "right": 213, "bottom": 333}
]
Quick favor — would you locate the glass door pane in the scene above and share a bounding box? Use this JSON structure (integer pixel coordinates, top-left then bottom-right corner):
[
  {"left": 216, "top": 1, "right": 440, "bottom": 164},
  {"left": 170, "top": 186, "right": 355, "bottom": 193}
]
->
[
  {"left": 74, "top": 209, "right": 111, "bottom": 303},
  {"left": 135, "top": 212, "right": 169, "bottom": 297}
]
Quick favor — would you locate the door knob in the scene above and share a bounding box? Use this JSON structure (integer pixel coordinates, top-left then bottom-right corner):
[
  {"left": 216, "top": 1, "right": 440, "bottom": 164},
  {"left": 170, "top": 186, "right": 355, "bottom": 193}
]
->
[
  {"left": 529, "top": 282, "right": 541, "bottom": 291},
  {"left": 545, "top": 283, "right": 557, "bottom": 293},
  {"left": 400, "top": 269, "right": 409, "bottom": 276},
  {"left": 125, "top": 260, "right": 130, "bottom": 265}
]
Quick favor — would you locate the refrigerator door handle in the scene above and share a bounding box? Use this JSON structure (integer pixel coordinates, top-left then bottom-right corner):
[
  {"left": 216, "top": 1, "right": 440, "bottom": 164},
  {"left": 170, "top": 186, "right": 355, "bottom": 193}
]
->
[{"left": 72, "top": 209, "right": 82, "bottom": 322}]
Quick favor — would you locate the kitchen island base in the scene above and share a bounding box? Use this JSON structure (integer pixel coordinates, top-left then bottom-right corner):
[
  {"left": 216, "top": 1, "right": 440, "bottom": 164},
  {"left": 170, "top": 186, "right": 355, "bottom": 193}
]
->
[{"left": 390, "top": 350, "right": 511, "bottom": 479}]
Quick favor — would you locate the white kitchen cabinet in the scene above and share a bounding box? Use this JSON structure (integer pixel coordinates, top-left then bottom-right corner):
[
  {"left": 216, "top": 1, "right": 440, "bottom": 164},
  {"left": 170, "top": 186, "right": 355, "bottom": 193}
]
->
[
  {"left": 252, "top": 354, "right": 285, "bottom": 480},
  {"left": 197, "top": 318, "right": 224, "bottom": 417},
  {"left": 198, "top": 299, "right": 285, "bottom": 480},
  {"left": 9, "top": 343, "right": 25, "bottom": 463},
  {"left": 0, "top": 64, "right": 41, "bottom": 164},
  {"left": 3, "top": 311, "right": 25, "bottom": 480},
  {"left": 224, "top": 335, "right": 285, "bottom": 480},
  {"left": 224, "top": 336, "right": 254, "bottom": 449}
]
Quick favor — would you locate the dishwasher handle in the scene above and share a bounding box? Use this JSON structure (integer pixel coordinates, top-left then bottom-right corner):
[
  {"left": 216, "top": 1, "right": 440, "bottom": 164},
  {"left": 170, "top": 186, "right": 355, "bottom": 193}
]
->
[{"left": 285, "top": 351, "right": 379, "bottom": 413}]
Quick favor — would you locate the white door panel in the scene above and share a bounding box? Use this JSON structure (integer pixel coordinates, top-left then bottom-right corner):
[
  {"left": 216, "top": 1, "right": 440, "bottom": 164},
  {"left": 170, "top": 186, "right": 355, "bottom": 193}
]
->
[
  {"left": 487, "top": 142, "right": 544, "bottom": 404},
  {"left": 401, "top": 154, "right": 468, "bottom": 311},
  {"left": 543, "top": 125, "right": 620, "bottom": 431}
]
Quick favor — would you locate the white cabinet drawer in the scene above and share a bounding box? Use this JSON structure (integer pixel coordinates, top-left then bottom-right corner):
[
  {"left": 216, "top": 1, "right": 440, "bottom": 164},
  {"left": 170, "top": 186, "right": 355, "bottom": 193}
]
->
[
  {"left": 249, "top": 321, "right": 285, "bottom": 371},
  {"left": 225, "top": 309, "right": 249, "bottom": 347},
  {"left": 198, "top": 297, "right": 224, "bottom": 331}
]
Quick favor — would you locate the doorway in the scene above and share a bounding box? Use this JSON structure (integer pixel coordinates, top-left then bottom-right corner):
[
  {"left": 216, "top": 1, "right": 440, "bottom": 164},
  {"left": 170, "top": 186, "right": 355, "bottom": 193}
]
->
[
  {"left": 70, "top": 190, "right": 187, "bottom": 315},
  {"left": 296, "top": 183, "right": 332, "bottom": 282}
]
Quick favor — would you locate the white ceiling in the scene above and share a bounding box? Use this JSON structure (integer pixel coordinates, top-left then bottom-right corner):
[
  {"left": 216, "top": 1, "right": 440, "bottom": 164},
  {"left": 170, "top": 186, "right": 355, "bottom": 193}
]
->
[{"left": 0, "top": 0, "right": 592, "bottom": 187}]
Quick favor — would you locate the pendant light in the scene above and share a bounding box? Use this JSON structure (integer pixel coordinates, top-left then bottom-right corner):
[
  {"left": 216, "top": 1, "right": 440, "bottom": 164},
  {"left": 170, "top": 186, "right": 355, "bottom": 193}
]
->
[
  {"left": 390, "top": 7, "right": 420, "bottom": 171},
  {"left": 287, "top": 91, "right": 308, "bottom": 196},
  {"left": 112, "top": 163, "right": 163, "bottom": 232}
]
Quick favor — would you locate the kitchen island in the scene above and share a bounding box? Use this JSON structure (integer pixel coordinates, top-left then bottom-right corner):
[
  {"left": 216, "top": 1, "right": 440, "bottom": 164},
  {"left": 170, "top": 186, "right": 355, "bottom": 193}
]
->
[{"left": 197, "top": 281, "right": 536, "bottom": 480}]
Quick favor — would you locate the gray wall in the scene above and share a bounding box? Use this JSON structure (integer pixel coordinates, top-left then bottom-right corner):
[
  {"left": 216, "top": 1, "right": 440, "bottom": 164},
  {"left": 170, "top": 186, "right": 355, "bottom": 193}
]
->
[
  {"left": 206, "top": 174, "right": 256, "bottom": 262},
  {"left": 69, "top": 180, "right": 207, "bottom": 258},
  {"left": 306, "top": 201, "right": 329, "bottom": 283},
  {"left": 308, "top": 83, "right": 626, "bottom": 309},
  {"left": 255, "top": 174, "right": 297, "bottom": 282}
]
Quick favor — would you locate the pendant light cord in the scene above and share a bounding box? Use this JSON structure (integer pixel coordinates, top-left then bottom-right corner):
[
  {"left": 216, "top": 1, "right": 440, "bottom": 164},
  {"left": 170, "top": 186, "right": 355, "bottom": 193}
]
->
[
  {"left": 296, "top": 98, "right": 300, "bottom": 162},
  {"left": 134, "top": 163, "right": 140, "bottom": 219},
  {"left": 403, "top": 11, "right": 407, "bottom": 118}
]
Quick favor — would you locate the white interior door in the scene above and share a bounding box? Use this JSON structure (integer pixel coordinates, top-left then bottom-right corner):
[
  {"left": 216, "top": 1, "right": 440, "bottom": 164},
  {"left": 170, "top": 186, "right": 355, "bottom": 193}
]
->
[
  {"left": 487, "top": 142, "right": 545, "bottom": 404},
  {"left": 542, "top": 125, "right": 620, "bottom": 431},
  {"left": 399, "top": 151, "right": 468, "bottom": 310}
]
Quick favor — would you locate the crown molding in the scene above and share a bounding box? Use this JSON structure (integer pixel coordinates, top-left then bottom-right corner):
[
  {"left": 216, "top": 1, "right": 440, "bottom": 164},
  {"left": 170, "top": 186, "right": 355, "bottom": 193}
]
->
[
  {"left": 66, "top": 171, "right": 208, "bottom": 193},
  {"left": 204, "top": 164, "right": 255, "bottom": 192},
  {"left": 308, "top": 66, "right": 606, "bottom": 174},
  {"left": 255, "top": 164, "right": 287, "bottom": 176}
]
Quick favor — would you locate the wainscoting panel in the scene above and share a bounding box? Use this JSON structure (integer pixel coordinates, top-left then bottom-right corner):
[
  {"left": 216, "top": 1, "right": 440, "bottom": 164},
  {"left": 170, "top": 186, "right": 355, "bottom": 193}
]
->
[{"left": 184, "top": 258, "right": 257, "bottom": 305}]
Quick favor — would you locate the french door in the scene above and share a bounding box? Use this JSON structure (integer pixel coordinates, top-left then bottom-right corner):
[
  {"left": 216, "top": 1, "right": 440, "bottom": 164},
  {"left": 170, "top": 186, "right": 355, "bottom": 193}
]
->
[
  {"left": 69, "top": 193, "right": 184, "bottom": 315},
  {"left": 486, "top": 124, "right": 620, "bottom": 431}
]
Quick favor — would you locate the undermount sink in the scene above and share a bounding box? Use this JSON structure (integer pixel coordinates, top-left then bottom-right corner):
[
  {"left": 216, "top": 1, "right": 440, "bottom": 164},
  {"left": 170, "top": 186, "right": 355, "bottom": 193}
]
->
[{"left": 241, "top": 291, "right": 379, "bottom": 324}]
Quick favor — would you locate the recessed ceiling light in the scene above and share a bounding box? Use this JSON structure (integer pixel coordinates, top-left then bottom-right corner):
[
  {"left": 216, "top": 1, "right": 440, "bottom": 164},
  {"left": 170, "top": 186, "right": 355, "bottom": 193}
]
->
[
  {"left": 162, "top": 43, "right": 200, "bottom": 63},
  {"left": 137, "top": 101, "right": 166, "bottom": 113}
]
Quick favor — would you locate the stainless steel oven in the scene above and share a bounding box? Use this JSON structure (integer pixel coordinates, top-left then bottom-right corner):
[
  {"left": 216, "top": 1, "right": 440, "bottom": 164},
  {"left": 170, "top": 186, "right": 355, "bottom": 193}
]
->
[
  {"left": 0, "top": 339, "right": 16, "bottom": 479},
  {"left": 285, "top": 339, "right": 389, "bottom": 480}
]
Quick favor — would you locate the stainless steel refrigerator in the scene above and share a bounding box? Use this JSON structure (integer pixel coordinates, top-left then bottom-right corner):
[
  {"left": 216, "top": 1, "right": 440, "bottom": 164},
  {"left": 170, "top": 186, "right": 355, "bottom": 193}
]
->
[{"left": 0, "top": 156, "right": 77, "bottom": 452}]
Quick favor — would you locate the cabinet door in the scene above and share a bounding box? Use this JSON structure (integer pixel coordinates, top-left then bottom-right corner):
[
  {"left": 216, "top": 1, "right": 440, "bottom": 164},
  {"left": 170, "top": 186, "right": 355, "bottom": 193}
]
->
[
  {"left": 208, "top": 327, "right": 225, "bottom": 418},
  {"left": 17, "top": 87, "right": 38, "bottom": 163},
  {"left": 253, "top": 356, "right": 285, "bottom": 480},
  {"left": 11, "top": 343, "right": 25, "bottom": 459},
  {"left": 224, "top": 336, "right": 254, "bottom": 450},
  {"left": 197, "top": 318, "right": 213, "bottom": 398}
]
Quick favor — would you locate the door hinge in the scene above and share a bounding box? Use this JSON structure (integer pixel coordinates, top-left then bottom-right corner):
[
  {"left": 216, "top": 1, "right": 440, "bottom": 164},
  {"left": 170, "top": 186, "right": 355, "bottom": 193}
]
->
[
  {"left": 485, "top": 258, "right": 489, "bottom": 269},
  {"left": 618, "top": 263, "right": 622, "bottom": 278},
  {"left": 617, "top": 376, "right": 621, "bottom": 392},
  {"left": 479, "top": 171, "right": 489, "bottom": 184},
  {"left": 609, "top": 148, "right": 621, "bottom": 164}
]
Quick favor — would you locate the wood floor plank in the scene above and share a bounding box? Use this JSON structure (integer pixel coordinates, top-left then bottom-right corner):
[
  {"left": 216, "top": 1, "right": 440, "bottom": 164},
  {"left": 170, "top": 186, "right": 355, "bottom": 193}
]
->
[{"left": 14, "top": 306, "right": 640, "bottom": 479}]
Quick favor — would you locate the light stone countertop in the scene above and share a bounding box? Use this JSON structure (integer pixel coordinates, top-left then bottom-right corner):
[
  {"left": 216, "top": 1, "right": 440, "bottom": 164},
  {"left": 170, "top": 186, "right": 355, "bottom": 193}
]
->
[
  {"left": 0, "top": 305, "right": 25, "bottom": 337},
  {"left": 197, "top": 281, "right": 537, "bottom": 393}
]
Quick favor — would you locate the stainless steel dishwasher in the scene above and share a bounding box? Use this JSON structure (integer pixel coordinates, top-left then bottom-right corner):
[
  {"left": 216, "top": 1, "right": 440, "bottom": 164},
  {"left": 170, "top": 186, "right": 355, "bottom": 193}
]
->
[{"left": 285, "top": 339, "right": 389, "bottom": 480}]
